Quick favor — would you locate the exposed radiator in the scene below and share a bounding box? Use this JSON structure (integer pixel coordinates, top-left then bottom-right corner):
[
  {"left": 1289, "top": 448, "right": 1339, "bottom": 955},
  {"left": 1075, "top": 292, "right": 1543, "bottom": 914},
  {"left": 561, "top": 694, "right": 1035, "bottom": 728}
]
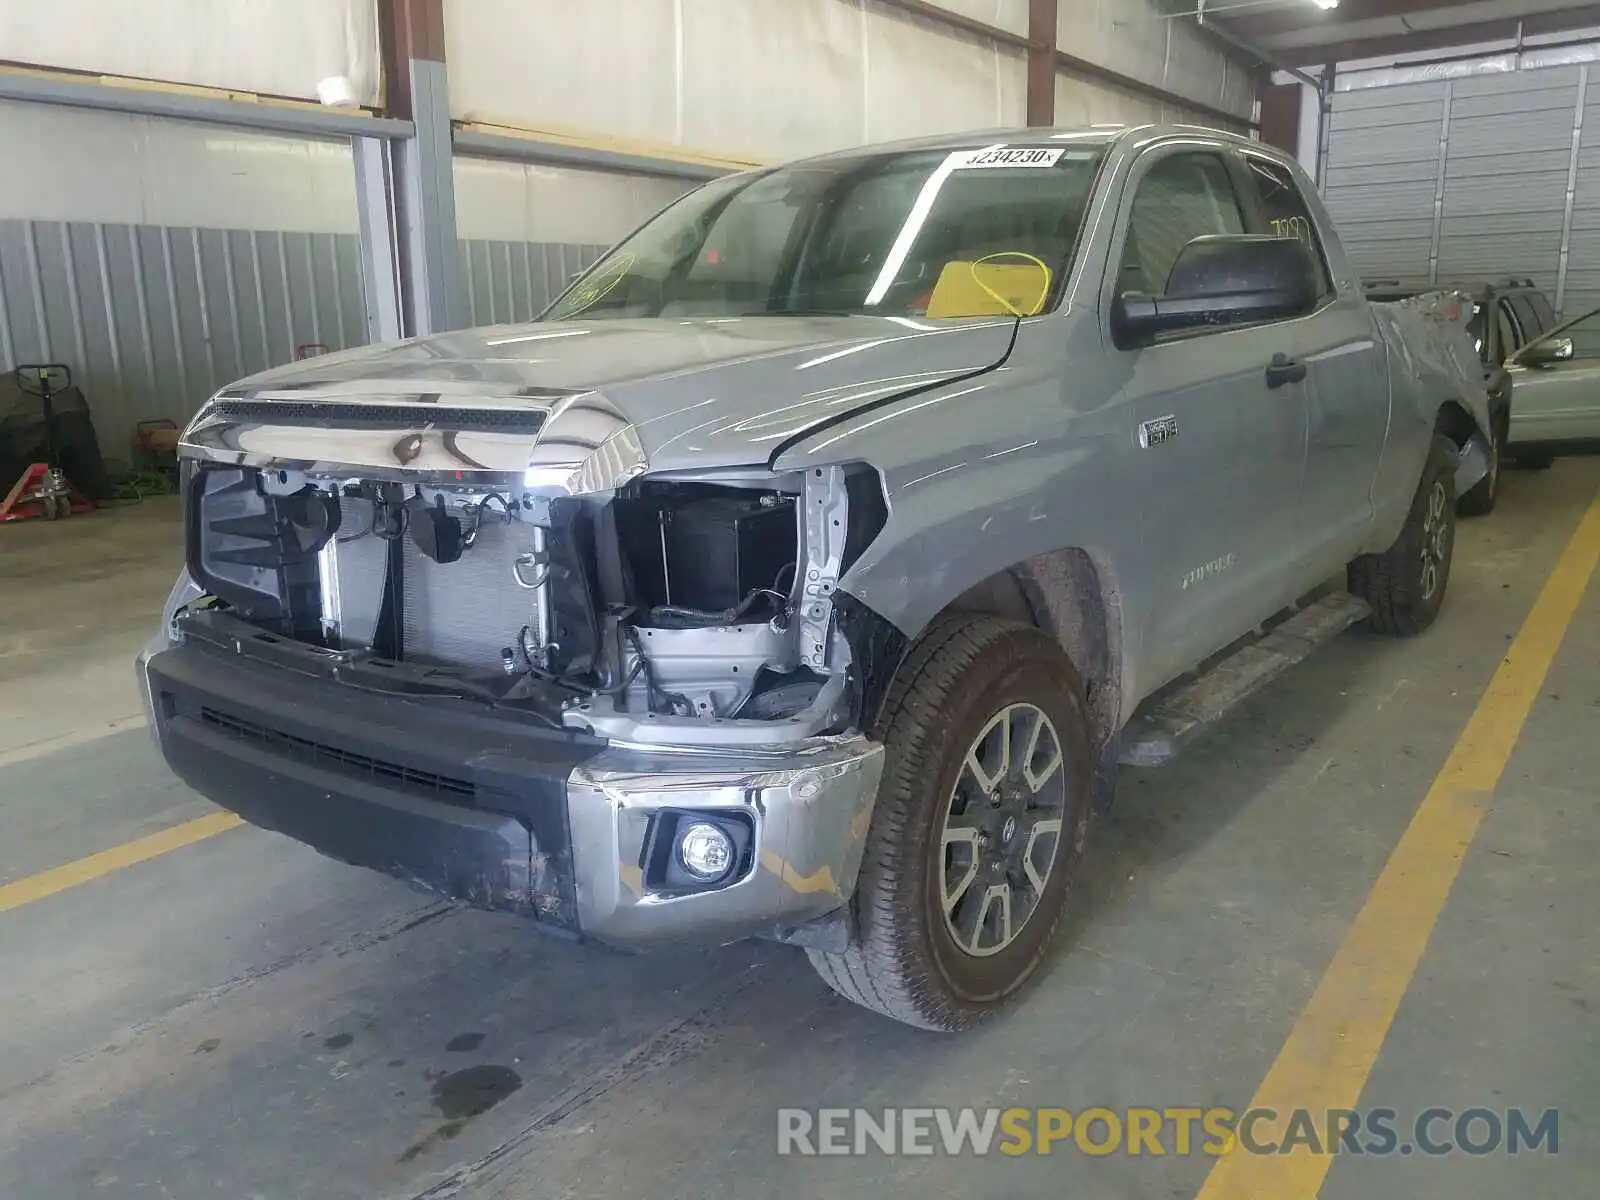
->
[
  {"left": 321, "top": 499, "right": 542, "bottom": 672},
  {"left": 402, "top": 516, "right": 542, "bottom": 672}
]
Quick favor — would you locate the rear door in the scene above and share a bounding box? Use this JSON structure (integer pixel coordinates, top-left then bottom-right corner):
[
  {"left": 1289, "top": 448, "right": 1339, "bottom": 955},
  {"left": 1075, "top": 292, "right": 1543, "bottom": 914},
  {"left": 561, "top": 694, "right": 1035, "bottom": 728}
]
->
[
  {"left": 1236, "top": 151, "right": 1390, "bottom": 581},
  {"left": 1105, "top": 143, "right": 1310, "bottom": 688},
  {"left": 1507, "top": 306, "right": 1600, "bottom": 451}
]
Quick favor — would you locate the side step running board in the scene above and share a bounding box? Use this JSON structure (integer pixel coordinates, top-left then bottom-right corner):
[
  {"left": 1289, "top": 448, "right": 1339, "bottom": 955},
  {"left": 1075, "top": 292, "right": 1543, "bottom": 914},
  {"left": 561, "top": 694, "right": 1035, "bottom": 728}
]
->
[{"left": 1119, "top": 592, "right": 1372, "bottom": 768}]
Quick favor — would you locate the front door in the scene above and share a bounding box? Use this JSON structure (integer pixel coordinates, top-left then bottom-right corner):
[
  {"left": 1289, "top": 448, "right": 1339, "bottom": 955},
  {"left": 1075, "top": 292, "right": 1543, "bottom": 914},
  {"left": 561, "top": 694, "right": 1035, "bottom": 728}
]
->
[
  {"left": 1106, "top": 146, "right": 1311, "bottom": 689},
  {"left": 1507, "top": 306, "right": 1600, "bottom": 453},
  {"left": 1236, "top": 153, "right": 1389, "bottom": 580}
]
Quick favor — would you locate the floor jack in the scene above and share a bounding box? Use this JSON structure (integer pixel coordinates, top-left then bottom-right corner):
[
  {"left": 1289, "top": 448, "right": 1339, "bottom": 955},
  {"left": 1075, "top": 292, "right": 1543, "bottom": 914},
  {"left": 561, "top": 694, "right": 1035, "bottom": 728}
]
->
[{"left": 1, "top": 364, "right": 95, "bottom": 523}]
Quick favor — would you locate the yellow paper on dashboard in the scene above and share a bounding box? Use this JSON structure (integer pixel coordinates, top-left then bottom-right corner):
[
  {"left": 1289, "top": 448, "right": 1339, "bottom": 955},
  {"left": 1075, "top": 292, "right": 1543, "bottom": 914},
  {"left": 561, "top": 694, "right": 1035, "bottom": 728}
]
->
[{"left": 925, "top": 258, "right": 1052, "bottom": 318}]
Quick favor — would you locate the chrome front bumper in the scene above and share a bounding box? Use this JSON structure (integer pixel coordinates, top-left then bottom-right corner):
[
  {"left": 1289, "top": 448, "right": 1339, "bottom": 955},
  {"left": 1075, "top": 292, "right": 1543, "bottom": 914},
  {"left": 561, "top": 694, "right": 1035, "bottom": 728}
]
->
[
  {"left": 140, "top": 622, "right": 882, "bottom": 949},
  {"left": 568, "top": 737, "right": 882, "bottom": 945}
]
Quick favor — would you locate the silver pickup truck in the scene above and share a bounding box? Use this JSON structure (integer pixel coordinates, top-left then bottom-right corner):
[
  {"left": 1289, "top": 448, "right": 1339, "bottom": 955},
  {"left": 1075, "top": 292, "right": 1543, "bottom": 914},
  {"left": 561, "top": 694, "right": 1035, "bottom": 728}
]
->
[{"left": 141, "top": 126, "right": 1492, "bottom": 1030}]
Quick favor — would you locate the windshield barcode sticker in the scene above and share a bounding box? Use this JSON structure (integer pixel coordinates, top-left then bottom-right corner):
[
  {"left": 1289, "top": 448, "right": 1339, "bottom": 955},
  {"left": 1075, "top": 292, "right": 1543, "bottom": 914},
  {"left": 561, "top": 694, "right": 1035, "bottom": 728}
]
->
[{"left": 953, "top": 147, "right": 1066, "bottom": 170}]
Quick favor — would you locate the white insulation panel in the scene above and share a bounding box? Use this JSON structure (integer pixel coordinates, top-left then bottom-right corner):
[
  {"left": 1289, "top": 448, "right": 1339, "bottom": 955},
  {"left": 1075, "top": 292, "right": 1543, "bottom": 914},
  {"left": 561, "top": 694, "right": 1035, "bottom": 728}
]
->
[
  {"left": 1055, "top": 75, "right": 1158, "bottom": 127},
  {"left": 449, "top": 0, "right": 682, "bottom": 149},
  {"left": 678, "top": 0, "right": 868, "bottom": 160},
  {"left": 918, "top": 0, "right": 1029, "bottom": 38},
  {"left": 1057, "top": 0, "right": 1254, "bottom": 120},
  {"left": 863, "top": 7, "right": 1028, "bottom": 143},
  {"left": 450, "top": 0, "right": 1061, "bottom": 162},
  {"left": 453, "top": 157, "right": 692, "bottom": 245},
  {"left": 0, "top": 101, "right": 358, "bottom": 233},
  {"left": 0, "top": 0, "right": 380, "bottom": 106}
]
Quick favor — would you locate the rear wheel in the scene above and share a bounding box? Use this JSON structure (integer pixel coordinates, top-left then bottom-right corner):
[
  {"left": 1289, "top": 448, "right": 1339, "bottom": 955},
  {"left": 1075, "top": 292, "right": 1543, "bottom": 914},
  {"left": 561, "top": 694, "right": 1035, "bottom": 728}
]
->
[
  {"left": 1349, "top": 434, "right": 1457, "bottom": 636},
  {"left": 807, "top": 615, "right": 1094, "bottom": 1031}
]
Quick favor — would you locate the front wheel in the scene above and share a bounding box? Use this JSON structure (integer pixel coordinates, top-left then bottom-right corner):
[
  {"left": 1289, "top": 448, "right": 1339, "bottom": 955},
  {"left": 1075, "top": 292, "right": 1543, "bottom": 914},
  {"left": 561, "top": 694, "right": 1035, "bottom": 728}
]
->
[
  {"left": 807, "top": 615, "right": 1094, "bottom": 1031},
  {"left": 1349, "top": 433, "right": 1458, "bottom": 636}
]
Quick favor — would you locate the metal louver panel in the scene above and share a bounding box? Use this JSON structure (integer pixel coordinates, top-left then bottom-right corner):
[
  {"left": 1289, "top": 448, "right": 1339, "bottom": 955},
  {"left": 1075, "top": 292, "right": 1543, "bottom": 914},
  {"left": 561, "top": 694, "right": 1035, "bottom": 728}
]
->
[
  {"left": 1324, "top": 62, "right": 1600, "bottom": 322},
  {"left": 1436, "top": 69, "right": 1579, "bottom": 294},
  {"left": 1322, "top": 80, "right": 1448, "bottom": 292},
  {"left": 1561, "top": 72, "right": 1600, "bottom": 325}
]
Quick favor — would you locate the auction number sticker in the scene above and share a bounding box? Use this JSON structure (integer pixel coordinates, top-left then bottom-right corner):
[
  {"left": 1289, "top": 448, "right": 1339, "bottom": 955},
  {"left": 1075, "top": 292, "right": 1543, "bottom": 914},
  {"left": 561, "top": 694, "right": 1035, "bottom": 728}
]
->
[{"left": 955, "top": 146, "right": 1066, "bottom": 169}]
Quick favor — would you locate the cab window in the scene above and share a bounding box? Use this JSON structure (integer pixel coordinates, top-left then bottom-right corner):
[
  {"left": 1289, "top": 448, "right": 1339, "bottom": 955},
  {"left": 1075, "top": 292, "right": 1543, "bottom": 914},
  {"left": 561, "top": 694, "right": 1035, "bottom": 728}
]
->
[
  {"left": 1117, "top": 152, "right": 1246, "bottom": 298},
  {"left": 1241, "top": 155, "right": 1332, "bottom": 296}
]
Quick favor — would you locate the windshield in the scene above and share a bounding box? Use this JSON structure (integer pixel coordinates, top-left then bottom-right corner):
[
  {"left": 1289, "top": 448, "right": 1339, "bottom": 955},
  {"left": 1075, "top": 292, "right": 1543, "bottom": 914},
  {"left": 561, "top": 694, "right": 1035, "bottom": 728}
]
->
[{"left": 543, "top": 143, "right": 1108, "bottom": 322}]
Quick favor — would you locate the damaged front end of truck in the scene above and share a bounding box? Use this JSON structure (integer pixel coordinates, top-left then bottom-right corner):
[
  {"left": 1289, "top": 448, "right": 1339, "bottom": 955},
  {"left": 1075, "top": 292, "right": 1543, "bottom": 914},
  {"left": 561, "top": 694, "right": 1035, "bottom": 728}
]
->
[
  {"left": 140, "top": 376, "right": 918, "bottom": 949},
  {"left": 180, "top": 392, "right": 885, "bottom": 748}
]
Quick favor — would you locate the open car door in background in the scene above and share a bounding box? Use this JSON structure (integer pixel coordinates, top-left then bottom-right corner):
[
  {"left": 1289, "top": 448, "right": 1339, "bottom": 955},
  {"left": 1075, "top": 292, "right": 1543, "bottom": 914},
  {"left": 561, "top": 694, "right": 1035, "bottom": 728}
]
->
[{"left": 1506, "top": 305, "right": 1600, "bottom": 465}]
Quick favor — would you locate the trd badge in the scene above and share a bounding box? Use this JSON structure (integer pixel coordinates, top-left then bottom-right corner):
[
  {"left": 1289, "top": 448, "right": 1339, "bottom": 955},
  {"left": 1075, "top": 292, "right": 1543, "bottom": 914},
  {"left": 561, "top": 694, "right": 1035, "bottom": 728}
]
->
[{"left": 1139, "top": 415, "right": 1179, "bottom": 448}]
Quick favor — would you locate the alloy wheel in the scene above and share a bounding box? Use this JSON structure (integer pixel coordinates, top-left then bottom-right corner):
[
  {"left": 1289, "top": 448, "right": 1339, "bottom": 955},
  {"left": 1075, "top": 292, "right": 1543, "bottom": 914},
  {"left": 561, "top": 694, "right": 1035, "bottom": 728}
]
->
[
  {"left": 1420, "top": 480, "right": 1451, "bottom": 600},
  {"left": 938, "top": 703, "right": 1070, "bottom": 958}
]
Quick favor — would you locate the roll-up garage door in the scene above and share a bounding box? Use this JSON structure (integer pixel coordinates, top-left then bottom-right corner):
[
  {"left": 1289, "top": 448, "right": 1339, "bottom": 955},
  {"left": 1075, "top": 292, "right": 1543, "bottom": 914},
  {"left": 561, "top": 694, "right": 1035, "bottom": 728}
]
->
[{"left": 1322, "top": 62, "right": 1600, "bottom": 321}]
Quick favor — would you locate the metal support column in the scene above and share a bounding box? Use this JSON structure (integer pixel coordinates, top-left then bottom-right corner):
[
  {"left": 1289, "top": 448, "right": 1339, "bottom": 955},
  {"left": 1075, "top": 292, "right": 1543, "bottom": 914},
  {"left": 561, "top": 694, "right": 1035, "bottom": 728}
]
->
[
  {"left": 392, "top": 59, "right": 465, "bottom": 336},
  {"left": 371, "top": 0, "right": 464, "bottom": 339},
  {"left": 1026, "top": 0, "right": 1058, "bottom": 127},
  {"left": 1315, "top": 65, "right": 1336, "bottom": 193},
  {"left": 353, "top": 137, "right": 405, "bottom": 344},
  {"left": 1556, "top": 66, "right": 1589, "bottom": 317},
  {"left": 1427, "top": 80, "right": 1455, "bottom": 287}
]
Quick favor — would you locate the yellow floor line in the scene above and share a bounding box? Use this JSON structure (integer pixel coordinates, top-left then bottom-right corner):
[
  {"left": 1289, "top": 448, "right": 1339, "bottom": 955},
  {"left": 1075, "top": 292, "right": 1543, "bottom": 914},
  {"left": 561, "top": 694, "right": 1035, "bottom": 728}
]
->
[
  {"left": 0, "top": 810, "right": 244, "bottom": 914},
  {"left": 1196, "top": 491, "right": 1600, "bottom": 1200}
]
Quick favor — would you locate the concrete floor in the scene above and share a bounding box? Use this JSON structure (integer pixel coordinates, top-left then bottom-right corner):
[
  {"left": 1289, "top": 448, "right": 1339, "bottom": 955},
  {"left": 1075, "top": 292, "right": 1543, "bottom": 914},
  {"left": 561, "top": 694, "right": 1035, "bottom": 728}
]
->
[{"left": 0, "top": 464, "right": 1595, "bottom": 1200}]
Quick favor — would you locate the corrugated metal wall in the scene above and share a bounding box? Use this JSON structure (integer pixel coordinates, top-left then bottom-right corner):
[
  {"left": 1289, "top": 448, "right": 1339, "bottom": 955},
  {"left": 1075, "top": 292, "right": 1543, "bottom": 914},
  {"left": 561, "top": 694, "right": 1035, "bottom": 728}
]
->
[
  {"left": 0, "top": 223, "right": 631, "bottom": 450},
  {"left": 1324, "top": 63, "right": 1600, "bottom": 323},
  {"left": 1321, "top": 81, "right": 1446, "bottom": 291},
  {"left": 451, "top": 155, "right": 694, "bottom": 325},
  {"left": 0, "top": 101, "right": 373, "bottom": 458},
  {"left": 0, "top": 219, "right": 367, "bottom": 455},
  {"left": 457, "top": 240, "right": 607, "bottom": 327}
]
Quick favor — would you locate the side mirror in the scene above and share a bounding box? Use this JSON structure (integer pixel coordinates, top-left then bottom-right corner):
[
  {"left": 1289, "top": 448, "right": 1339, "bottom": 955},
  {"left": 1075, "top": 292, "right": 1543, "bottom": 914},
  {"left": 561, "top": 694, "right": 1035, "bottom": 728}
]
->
[
  {"left": 1518, "top": 336, "right": 1574, "bottom": 367},
  {"left": 1113, "top": 235, "right": 1320, "bottom": 345}
]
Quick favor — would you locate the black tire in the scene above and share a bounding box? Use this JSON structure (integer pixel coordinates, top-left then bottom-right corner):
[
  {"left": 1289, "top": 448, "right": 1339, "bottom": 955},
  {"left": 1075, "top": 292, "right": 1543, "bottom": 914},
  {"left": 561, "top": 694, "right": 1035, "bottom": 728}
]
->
[
  {"left": 1512, "top": 451, "right": 1555, "bottom": 471},
  {"left": 807, "top": 615, "right": 1094, "bottom": 1031},
  {"left": 1457, "top": 408, "right": 1504, "bottom": 517},
  {"left": 1349, "top": 433, "right": 1458, "bottom": 636}
]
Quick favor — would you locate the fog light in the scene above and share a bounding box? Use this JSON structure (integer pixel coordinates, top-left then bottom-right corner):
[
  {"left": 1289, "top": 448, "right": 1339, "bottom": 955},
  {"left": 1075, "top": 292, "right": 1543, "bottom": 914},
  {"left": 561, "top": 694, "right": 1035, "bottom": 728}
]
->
[{"left": 677, "top": 822, "right": 735, "bottom": 880}]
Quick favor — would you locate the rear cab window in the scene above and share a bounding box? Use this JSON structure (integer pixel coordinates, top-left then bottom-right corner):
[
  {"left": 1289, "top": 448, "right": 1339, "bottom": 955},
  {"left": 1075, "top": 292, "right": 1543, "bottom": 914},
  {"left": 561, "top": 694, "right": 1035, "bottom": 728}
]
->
[{"left": 1240, "top": 154, "right": 1333, "bottom": 298}]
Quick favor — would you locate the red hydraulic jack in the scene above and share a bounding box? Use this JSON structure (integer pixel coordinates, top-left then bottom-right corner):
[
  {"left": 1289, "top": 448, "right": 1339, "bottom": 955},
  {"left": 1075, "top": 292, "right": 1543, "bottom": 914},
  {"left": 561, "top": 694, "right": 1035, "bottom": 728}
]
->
[{"left": 1, "top": 364, "right": 95, "bottom": 523}]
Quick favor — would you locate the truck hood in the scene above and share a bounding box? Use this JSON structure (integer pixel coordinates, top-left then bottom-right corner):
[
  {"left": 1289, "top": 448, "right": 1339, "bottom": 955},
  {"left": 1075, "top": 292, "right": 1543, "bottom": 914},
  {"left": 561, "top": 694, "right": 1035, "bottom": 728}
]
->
[{"left": 203, "top": 315, "right": 1016, "bottom": 482}]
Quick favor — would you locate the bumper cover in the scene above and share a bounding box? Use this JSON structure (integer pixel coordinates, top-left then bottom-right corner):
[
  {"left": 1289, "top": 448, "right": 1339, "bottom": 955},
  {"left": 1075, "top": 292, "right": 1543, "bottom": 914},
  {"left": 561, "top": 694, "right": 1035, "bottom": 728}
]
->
[{"left": 142, "top": 636, "right": 882, "bottom": 947}]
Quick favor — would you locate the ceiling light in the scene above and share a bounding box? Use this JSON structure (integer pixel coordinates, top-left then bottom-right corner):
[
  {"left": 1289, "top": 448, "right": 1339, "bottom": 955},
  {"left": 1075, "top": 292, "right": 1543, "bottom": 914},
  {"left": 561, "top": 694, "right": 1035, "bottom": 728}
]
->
[{"left": 1310, "top": 0, "right": 1339, "bottom": 10}]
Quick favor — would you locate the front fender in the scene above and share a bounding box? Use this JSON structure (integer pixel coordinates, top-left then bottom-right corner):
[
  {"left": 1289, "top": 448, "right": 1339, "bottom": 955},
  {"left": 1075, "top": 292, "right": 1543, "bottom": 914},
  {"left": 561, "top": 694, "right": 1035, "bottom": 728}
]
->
[{"left": 773, "top": 342, "right": 1147, "bottom": 722}]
